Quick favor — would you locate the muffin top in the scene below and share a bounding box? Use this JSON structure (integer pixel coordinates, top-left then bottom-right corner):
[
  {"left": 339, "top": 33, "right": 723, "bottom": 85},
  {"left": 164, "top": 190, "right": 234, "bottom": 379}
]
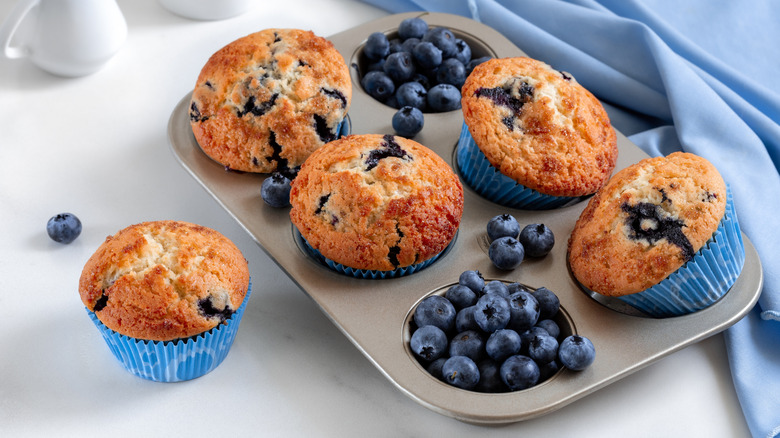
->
[
  {"left": 567, "top": 152, "right": 727, "bottom": 296},
  {"left": 461, "top": 57, "right": 618, "bottom": 197},
  {"left": 190, "top": 28, "right": 352, "bottom": 173},
  {"left": 290, "top": 134, "right": 463, "bottom": 271},
  {"left": 79, "top": 221, "right": 250, "bottom": 341}
]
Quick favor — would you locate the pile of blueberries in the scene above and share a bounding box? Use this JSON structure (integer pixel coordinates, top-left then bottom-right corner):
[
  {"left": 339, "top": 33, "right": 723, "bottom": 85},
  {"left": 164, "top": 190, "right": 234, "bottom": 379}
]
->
[
  {"left": 409, "top": 271, "right": 596, "bottom": 392},
  {"left": 487, "top": 214, "right": 555, "bottom": 270},
  {"left": 360, "top": 17, "right": 491, "bottom": 137}
]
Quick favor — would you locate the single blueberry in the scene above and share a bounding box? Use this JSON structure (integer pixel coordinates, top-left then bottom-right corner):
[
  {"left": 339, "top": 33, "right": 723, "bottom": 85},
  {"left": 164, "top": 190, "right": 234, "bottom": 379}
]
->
[
  {"left": 445, "top": 284, "right": 478, "bottom": 310},
  {"left": 395, "top": 81, "right": 427, "bottom": 109},
  {"left": 412, "top": 41, "right": 443, "bottom": 70},
  {"left": 528, "top": 333, "right": 559, "bottom": 365},
  {"left": 261, "top": 172, "right": 292, "bottom": 208},
  {"left": 535, "top": 319, "right": 561, "bottom": 340},
  {"left": 427, "top": 83, "right": 461, "bottom": 112},
  {"left": 413, "top": 295, "right": 456, "bottom": 333},
  {"left": 383, "top": 51, "right": 416, "bottom": 83},
  {"left": 473, "top": 293, "right": 511, "bottom": 333},
  {"left": 476, "top": 359, "right": 506, "bottom": 393},
  {"left": 442, "top": 355, "right": 480, "bottom": 390},
  {"left": 453, "top": 38, "right": 472, "bottom": 65},
  {"left": 455, "top": 305, "right": 480, "bottom": 333},
  {"left": 486, "top": 329, "right": 523, "bottom": 362},
  {"left": 400, "top": 37, "right": 420, "bottom": 55},
  {"left": 449, "top": 330, "right": 485, "bottom": 362},
  {"left": 361, "top": 71, "right": 395, "bottom": 102},
  {"left": 466, "top": 56, "right": 492, "bottom": 76},
  {"left": 410, "top": 325, "right": 448, "bottom": 362},
  {"left": 488, "top": 236, "right": 525, "bottom": 270},
  {"left": 422, "top": 27, "right": 458, "bottom": 58},
  {"left": 507, "top": 291, "right": 540, "bottom": 332},
  {"left": 519, "top": 326, "right": 550, "bottom": 355},
  {"left": 398, "top": 17, "right": 428, "bottom": 40},
  {"left": 364, "top": 32, "right": 390, "bottom": 60},
  {"left": 388, "top": 38, "right": 403, "bottom": 54},
  {"left": 558, "top": 335, "right": 596, "bottom": 371},
  {"left": 458, "top": 270, "right": 484, "bottom": 294},
  {"left": 532, "top": 287, "right": 560, "bottom": 320},
  {"left": 435, "top": 58, "right": 466, "bottom": 88},
  {"left": 518, "top": 223, "right": 555, "bottom": 257},
  {"left": 538, "top": 360, "right": 560, "bottom": 382},
  {"left": 46, "top": 213, "right": 82, "bottom": 244},
  {"left": 426, "top": 357, "right": 447, "bottom": 381},
  {"left": 392, "top": 106, "right": 424, "bottom": 138},
  {"left": 365, "top": 57, "right": 386, "bottom": 73},
  {"left": 500, "top": 355, "right": 540, "bottom": 391},
  {"left": 483, "top": 280, "right": 510, "bottom": 298},
  {"left": 486, "top": 213, "right": 521, "bottom": 242}
]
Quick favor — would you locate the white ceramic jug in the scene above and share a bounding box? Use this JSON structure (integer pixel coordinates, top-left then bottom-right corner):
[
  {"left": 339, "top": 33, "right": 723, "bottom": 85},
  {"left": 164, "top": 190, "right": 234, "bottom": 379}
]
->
[{"left": 0, "top": 0, "right": 127, "bottom": 77}]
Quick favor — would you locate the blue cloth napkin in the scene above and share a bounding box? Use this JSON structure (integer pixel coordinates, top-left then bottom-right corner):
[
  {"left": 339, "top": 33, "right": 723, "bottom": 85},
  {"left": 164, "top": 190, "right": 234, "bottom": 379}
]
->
[{"left": 357, "top": 1, "right": 780, "bottom": 436}]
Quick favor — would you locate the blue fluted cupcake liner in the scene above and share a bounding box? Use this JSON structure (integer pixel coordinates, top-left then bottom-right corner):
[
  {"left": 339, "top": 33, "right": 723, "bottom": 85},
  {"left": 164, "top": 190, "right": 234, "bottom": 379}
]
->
[
  {"left": 295, "top": 228, "right": 448, "bottom": 279},
  {"left": 456, "top": 122, "right": 585, "bottom": 210},
  {"left": 616, "top": 188, "right": 745, "bottom": 317},
  {"left": 87, "top": 280, "right": 252, "bottom": 382}
]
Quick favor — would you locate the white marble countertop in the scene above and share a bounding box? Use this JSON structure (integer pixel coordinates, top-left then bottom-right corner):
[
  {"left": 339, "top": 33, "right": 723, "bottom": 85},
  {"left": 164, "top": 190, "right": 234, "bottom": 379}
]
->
[{"left": 0, "top": 0, "right": 751, "bottom": 436}]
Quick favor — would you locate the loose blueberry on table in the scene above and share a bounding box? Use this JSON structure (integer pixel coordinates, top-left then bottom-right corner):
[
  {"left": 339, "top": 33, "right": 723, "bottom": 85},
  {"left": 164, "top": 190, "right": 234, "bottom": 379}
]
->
[
  {"left": 46, "top": 212, "right": 82, "bottom": 244},
  {"left": 409, "top": 271, "right": 595, "bottom": 393},
  {"left": 261, "top": 172, "right": 292, "bottom": 208},
  {"left": 392, "top": 106, "right": 424, "bottom": 138}
]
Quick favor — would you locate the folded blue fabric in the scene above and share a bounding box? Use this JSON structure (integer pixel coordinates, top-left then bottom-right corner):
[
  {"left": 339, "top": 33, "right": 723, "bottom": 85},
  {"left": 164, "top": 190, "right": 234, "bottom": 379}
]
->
[{"left": 357, "top": 1, "right": 780, "bottom": 436}]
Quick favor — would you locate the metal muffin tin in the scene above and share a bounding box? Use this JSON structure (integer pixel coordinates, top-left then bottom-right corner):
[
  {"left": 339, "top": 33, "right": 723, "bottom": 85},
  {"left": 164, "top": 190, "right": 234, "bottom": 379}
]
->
[{"left": 168, "top": 12, "right": 763, "bottom": 424}]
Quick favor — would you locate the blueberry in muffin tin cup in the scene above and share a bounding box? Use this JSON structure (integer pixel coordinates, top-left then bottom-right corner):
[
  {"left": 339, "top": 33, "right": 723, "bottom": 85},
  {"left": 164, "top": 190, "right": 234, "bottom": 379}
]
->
[
  {"left": 616, "top": 188, "right": 745, "bottom": 317},
  {"left": 456, "top": 122, "right": 583, "bottom": 210},
  {"left": 87, "top": 280, "right": 252, "bottom": 382}
]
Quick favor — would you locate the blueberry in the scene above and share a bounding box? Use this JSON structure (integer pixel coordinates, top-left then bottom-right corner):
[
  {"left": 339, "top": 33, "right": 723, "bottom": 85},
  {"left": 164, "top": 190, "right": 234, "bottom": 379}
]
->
[
  {"left": 519, "top": 326, "right": 550, "bottom": 354},
  {"left": 476, "top": 359, "right": 506, "bottom": 393},
  {"left": 426, "top": 357, "right": 447, "bottom": 380},
  {"left": 427, "top": 83, "right": 461, "bottom": 112},
  {"left": 532, "top": 287, "right": 560, "bottom": 320},
  {"left": 383, "top": 51, "right": 416, "bottom": 83},
  {"left": 46, "top": 213, "right": 82, "bottom": 244},
  {"left": 466, "top": 56, "right": 492, "bottom": 76},
  {"left": 412, "top": 41, "right": 442, "bottom": 70},
  {"left": 453, "top": 38, "right": 472, "bottom": 65},
  {"left": 506, "top": 282, "right": 533, "bottom": 295},
  {"left": 535, "top": 319, "right": 561, "bottom": 340},
  {"left": 388, "top": 38, "right": 403, "bottom": 54},
  {"left": 458, "top": 270, "right": 484, "bottom": 294},
  {"left": 361, "top": 71, "right": 395, "bottom": 102},
  {"left": 395, "top": 81, "right": 427, "bottom": 109},
  {"left": 445, "top": 284, "right": 477, "bottom": 310},
  {"left": 364, "top": 32, "right": 390, "bottom": 60},
  {"left": 528, "top": 333, "right": 559, "bottom": 365},
  {"left": 486, "top": 329, "right": 523, "bottom": 362},
  {"left": 518, "top": 223, "right": 555, "bottom": 257},
  {"left": 366, "top": 58, "right": 385, "bottom": 73},
  {"left": 409, "top": 72, "right": 431, "bottom": 90},
  {"left": 558, "top": 335, "right": 596, "bottom": 371},
  {"left": 449, "top": 330, "right": 485, "bottom": 362},
  {"left": 488, "top": 236, "right": 524, "bottom": 270},
  {"left": 507, "top": 291, "right": 540, "bottom": 332},
  {"left": 410, "top": 325, "right": 448, "bottom": 362},
  {"left": 500, "top": 355, "right": 540, "bottom": 391},
  {"left": 392, "top": 106, "right": 424, "bottom": 138},
  {"left": 486, "top": 214, "right": 521, "bottom": 242},
  {"left": 385, "top": 94, "right": 400, "bottom": 109},
  {"left": 483, "top": 280, "right": 510, "bottom": 298},
  {"left": 261, "top": 172, "right": 292, "bottom": 208},
  {"left": 442, "top": 356, "right": 480, "bottom": 389},
  {"left": 400, "top": 37, "right": 420, "bottom": 55},
  {"left": 455, "top": 305, "right": 480, "bottom": 333},
  {"left": 538, "top": 360, "right": 560, "bottom": 382},
  {"left": 422, "top": 27, "right": 458, "bottom": 58},
  {"left": 398, "top": 17, "right": 428, "bottom": 40},
  {"left": 473, "top": 293, "right": 511, "bottom": 333},
  {"left": 413, "top": 295, "right": 456, "bottom": 333},
  {"left": 435, "top": 58, "right": 466, "bottom": 88}
]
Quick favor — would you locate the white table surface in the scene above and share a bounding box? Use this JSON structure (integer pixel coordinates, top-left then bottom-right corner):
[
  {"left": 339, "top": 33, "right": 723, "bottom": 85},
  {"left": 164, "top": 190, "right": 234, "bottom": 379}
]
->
[{"left": 0, "top": 0, "right": 752, "bottom": 436}]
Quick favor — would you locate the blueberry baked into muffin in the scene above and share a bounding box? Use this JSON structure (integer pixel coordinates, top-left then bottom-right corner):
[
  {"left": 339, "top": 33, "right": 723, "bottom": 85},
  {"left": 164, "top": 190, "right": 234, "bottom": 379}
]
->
[
  {"left": 79, "top": 220, "right": 252, "bottom": 381},
  {"left": 457, "top": 57, "right": 618, "bottom": 208},
  {"left": 567, "top": 152, "right": 744, "bottom": 316},
  {"left": 190, "top": 28, "right": 352, "bottom": 173},
  {"left": 290, "top": 134, "right": 463, "bottom": 276}
]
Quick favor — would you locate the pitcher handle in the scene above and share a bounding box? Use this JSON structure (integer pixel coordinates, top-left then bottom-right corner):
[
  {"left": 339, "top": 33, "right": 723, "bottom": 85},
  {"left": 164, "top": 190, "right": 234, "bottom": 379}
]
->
[{"left": 0, "top": 0, "right": 41, "bottom": 59}]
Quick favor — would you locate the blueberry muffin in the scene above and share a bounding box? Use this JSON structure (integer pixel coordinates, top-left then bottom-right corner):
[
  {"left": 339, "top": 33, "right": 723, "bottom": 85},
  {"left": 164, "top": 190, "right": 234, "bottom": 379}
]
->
[
  {"left": 567, "top": 152, "right": 744, "bottom": 316},
  {"left": 79, "top": 220, "right": 251, "bottom": 381},
  {"left": 290, "top": 134, "right": 463, "bottom": 275},
  {"left": 189, "top": 28, "right": 352, "bottom": 173},
  {"left": 458, "top": 57, "right": 617, "bottom": 208}
]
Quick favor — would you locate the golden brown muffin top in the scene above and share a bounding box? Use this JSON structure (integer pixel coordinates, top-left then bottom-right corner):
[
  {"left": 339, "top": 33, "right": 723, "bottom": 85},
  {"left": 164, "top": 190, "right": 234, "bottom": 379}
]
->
[
  {"left": 79, "top": 221, "right": 250, "bottom": 341},
  {"left": 190, "top": 28, "right": 352, "bottom": 173},
  {"left": 290, "top": 134, "right": 463, "bottom": 271},
  {"left": 567, "top": 152, "right": 727, "bottom": 296},
  {"left": 461, "top": 57, "right": 617, "bottom": 197}
]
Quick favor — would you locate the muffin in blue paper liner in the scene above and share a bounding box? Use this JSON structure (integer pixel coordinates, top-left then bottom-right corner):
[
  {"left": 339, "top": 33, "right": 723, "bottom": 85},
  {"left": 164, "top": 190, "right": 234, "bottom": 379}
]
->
[
  {"left": 615, "top": 190, "right": 744, "bottom": 317},
  {"left": 87, "top": 283, "right": 252, "bottom": 382},
  {"left": 456, "top": 123, "right": 583, "bottom": 210}
]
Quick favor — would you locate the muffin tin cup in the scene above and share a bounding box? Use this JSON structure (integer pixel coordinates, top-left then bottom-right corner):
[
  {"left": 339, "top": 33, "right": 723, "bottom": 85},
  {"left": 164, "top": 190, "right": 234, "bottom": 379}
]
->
[
  {"left": 168, "top": 12, "right": 762, "bottom": 423},
  {"left": 87, "top": 281, "right": 252, "bottom": 382},
  {"left": 456, "top": 122, "right": 585, "bottom": 210},
  {"left": 614, "top": 188, "right": 745, "bottom": 317}
]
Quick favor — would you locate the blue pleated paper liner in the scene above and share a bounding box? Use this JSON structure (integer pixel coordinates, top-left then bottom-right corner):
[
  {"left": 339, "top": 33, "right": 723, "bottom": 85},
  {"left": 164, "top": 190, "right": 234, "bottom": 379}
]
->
[
  {"left": 616, "top": 188, "right": 745, "bottom": 317},
  {"left": 456, "top": 122, "right": 585, "bottom": 210},
  {"left": 87, "top": 280, "right": 252, "bottom": 382}
]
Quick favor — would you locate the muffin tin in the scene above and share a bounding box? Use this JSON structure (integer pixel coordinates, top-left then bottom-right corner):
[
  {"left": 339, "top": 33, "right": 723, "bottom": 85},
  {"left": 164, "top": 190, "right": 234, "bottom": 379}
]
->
[{"left": 167, "top": 12, "right": 763, "bottom": 424}]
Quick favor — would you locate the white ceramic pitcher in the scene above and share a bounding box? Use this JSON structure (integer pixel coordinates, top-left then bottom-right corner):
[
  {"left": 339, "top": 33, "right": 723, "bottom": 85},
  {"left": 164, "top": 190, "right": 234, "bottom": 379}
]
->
[{"left": 0, "top": 0, "right": 127, "bottom": 77}]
